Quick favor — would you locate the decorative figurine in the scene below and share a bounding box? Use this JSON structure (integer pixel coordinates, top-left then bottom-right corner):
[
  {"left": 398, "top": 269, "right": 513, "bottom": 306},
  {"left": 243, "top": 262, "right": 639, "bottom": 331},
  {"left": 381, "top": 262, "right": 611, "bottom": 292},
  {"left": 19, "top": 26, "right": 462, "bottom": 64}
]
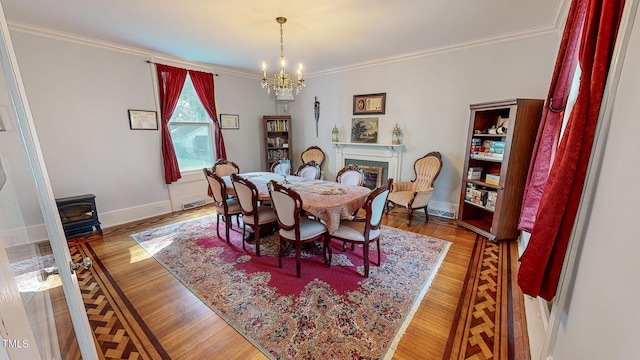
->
[
  {"left": 392, "top": 123, "right": 401, "bottom": 145},
  {"left": 332, "top": 125, "right": 339, "bottom": 142}
]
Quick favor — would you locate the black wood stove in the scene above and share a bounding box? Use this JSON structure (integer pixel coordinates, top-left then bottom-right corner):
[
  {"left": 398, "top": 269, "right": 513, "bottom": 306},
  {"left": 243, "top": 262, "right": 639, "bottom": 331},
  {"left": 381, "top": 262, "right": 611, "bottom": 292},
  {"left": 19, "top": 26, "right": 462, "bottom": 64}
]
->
[{"left": 55, "top": 194, "right": 102, "bottom": 239}]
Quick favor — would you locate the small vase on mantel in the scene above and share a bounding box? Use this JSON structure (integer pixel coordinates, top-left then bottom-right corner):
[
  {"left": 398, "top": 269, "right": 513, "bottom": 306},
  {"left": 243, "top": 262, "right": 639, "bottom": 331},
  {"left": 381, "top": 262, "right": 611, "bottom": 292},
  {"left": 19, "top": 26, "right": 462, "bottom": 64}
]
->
[
  {"left": 332, "top": 125, "right": 339, "bottom": 142},
  {"left": 392, "top": 123, "right": 401, "bottom": 145}
]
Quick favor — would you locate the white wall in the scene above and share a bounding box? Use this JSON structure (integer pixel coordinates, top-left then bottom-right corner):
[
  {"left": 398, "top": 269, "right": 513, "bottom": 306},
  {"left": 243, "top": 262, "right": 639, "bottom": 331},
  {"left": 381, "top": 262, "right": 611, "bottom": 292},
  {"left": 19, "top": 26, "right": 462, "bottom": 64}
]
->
[
  {"left": 287, "top": 33, "right": 559, "bottom": 213},
  {"left": 8, "top": 26, "right": 559, "bottom": 229},
  {"left": 549, "top": 10, "right": 640, "bottom": 360},
  {"left": 0, "top": 41, "right": 45, "bottom": 247},
  {"left": 10, "top": 30, "right": 272, "bottom": 228}
]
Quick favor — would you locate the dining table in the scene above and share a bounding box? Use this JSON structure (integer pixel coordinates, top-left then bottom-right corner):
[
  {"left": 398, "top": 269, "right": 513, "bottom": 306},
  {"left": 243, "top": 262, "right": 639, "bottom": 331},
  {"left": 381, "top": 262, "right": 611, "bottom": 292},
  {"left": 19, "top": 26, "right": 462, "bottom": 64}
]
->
[{"left": 224, "top": 172, "right": 371, "bottom": 235}]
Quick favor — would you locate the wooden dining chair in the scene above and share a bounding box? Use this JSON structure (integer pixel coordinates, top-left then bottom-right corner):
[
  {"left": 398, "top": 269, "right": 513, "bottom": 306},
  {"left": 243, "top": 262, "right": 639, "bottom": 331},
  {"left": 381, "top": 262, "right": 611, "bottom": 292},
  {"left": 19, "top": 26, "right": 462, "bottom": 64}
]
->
[
  {"left": 336, "top": 164, "right": 365, "bottom": 186},
  {"left": 268, "top": 180, "right": 331, "bottom": 278},
  {"left": 331, "top": 178, "right": 393, "bottom": 277},
  {"left": 295, "top": 161, "right": 322, "bottom": 180},
  {"left": 270, "top": 159, "right": 292, "bottom": 175},
  {"left": 212, "top": 158, "right": 240, "bottom": 177},
  {"left": 231, "top": 173, "right": 278, "bottom": 256},
  {"left": 203, "top": 168, "right": 242, "bottom": 243}
]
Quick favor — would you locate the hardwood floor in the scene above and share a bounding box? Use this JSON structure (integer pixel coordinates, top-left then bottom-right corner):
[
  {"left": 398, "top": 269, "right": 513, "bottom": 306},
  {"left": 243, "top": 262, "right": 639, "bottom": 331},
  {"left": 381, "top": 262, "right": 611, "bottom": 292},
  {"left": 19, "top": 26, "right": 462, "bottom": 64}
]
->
[{"left": 69, "top": 206, "right": 529, "bottom": 359}]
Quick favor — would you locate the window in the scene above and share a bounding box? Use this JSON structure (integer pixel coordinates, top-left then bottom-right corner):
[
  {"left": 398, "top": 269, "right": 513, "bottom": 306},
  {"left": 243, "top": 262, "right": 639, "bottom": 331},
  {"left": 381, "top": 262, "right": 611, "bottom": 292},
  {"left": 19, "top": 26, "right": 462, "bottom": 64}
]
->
[
  {"left": 559, "top": 65, "right": 582, "bottom": 141},
  {"left": 168, "top": 74, "right": 215, "bottom": 172}
]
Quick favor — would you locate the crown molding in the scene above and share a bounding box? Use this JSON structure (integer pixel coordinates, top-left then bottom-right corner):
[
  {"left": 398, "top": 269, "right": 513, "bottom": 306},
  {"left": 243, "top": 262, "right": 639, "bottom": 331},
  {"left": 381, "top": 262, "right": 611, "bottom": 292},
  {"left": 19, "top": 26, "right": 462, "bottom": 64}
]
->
[
  {"left": 310, "top": 0, "right": 569, "bottom": 77},
  {"left": 311, "top": 23, "right": 562, "bottom": 78},
  {"left": 6, "top": 20, "right": 255, "bottom": 79}
]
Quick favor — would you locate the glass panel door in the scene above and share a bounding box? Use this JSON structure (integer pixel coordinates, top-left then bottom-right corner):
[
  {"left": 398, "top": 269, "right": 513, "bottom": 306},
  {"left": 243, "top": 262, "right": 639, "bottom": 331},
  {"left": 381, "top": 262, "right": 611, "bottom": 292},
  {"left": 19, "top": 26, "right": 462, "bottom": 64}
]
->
[{"left": 0, "top": 2, "right": 97, "bottom": 358}]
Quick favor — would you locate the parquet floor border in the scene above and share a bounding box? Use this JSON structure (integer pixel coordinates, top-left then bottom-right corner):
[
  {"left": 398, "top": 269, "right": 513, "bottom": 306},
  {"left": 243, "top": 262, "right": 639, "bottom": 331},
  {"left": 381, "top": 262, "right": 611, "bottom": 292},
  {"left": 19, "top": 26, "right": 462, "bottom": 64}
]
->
[
  {"left": 443, "top": 236, "right": 529, "bottom": 360},
  {"left": 70, "top": 242, "right": 170, "bottom": 359}
]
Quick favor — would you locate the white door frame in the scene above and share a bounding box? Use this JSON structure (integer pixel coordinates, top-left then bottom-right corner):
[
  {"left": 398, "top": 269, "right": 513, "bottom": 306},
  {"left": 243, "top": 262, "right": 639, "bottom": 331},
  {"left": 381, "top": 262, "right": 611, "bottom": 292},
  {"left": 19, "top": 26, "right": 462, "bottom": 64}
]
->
[
  {"left": 0, "top": 2, "right": 97, "bottom": 358},
  {"left": 542, "top": 0, "right": 639, "bottom": 358}
]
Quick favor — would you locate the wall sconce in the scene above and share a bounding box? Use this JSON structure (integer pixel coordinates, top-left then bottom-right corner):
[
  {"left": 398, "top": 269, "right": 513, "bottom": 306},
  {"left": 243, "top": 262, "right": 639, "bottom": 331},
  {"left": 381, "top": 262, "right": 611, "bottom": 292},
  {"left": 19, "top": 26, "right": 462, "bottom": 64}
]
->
[
  {"left": 392, "top": 123, "right": 401, "bottom": 144},
  {"left": 332, "top": 124, "right": 339, "bottom": 142}
]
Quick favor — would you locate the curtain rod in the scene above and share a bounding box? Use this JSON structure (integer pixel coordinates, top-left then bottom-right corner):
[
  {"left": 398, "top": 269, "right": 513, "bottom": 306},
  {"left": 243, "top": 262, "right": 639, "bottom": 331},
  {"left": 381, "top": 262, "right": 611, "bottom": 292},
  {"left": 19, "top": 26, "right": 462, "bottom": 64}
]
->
[{"left": 145, "top": 60, "right": 219, "bottom": 76}]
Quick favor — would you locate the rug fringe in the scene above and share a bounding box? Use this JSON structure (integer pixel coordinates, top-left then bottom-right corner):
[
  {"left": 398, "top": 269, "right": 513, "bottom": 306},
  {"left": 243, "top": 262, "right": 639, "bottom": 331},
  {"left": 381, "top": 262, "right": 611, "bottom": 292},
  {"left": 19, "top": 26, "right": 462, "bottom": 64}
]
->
[{"left": 382, "top": 241, "right": 452, "bottom": 359}]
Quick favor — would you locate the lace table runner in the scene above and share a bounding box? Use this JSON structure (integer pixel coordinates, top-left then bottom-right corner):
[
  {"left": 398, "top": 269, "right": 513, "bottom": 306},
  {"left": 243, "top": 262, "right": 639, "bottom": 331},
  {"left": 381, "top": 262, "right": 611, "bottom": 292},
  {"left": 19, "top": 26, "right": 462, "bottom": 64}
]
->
[{"left": 287, "top": 183, "right": 346, "bottom": 195}]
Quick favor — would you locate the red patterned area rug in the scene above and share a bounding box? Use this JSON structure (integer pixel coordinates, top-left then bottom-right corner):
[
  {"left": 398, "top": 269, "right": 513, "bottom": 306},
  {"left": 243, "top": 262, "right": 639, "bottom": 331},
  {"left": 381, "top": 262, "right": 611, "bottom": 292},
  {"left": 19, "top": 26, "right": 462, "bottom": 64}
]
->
[{"left": 131, "top": 215, "right": 450, "bottom": 359}]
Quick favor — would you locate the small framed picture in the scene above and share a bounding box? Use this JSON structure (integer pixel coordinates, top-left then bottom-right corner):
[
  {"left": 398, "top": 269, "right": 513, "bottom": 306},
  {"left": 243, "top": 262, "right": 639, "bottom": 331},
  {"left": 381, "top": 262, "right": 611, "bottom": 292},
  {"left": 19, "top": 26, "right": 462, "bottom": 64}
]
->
[
  {"left": 220, "top": 114, "right": 239, "bottom": 129},
  {"left": 353, "top": 93, "right": 386, "bottom": 115},
  {"left": 128, "top": 110, "right": 158, "bottom": 130}
]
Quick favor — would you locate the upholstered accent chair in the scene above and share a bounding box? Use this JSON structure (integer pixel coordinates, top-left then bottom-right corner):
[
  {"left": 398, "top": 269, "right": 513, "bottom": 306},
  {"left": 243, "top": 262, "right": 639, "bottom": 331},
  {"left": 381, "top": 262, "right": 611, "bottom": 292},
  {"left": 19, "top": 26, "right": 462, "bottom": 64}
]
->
[
  {"left": 270, "top": 159, "right": 292, "bottom": 175},
  {"left": 336, "top": 164, "right": 365, "bottom": 186},
  {"left": 300, "top": 146, "right": 325, "bottom": 168},
  {"left": 212, "top": 158, "right": 240, "bottom": 177},
  {"left": 268, "top": 180, "right": 331, "bottom": 278},
  {"left": 386, "top": 151, "right": 442, "bottom": 225},
  {"left": 295, "top": 161, "right": 322, "bottom": 180},
  {"left": 231, "top": 174, "right": 278, "bottom": 256},
  {"left": 331, "top": 178, "right": 393, "bottom": 277},
  {"left": 203, "top": 168, "right": 242, "bottom": 242}
]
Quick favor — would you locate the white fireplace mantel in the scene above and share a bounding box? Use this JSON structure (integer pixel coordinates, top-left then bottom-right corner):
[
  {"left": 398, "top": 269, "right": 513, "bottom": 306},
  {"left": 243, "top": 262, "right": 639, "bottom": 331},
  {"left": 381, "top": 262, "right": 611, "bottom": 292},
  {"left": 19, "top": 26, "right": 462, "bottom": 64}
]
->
[
  {"left": 333, "top": 142, "right": 404, "bottom": 181},
  {"left": 333, "top": 142, "right": 404, "bottom": 153}
]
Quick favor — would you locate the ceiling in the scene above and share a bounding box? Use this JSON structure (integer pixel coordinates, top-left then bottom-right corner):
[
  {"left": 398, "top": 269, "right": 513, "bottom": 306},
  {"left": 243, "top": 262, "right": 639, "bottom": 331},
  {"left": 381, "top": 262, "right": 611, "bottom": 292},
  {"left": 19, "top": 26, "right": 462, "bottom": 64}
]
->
[{"left": 1, "top": 0, "right": 565, "bottom": 76}]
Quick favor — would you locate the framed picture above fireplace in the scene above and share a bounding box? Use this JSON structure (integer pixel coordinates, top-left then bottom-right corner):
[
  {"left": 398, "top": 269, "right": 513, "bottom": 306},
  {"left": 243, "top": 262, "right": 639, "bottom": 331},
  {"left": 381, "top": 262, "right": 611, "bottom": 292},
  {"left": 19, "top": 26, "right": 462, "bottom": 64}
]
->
[{"left": 351, "top": 117, "right": 378, "bottom": 143}]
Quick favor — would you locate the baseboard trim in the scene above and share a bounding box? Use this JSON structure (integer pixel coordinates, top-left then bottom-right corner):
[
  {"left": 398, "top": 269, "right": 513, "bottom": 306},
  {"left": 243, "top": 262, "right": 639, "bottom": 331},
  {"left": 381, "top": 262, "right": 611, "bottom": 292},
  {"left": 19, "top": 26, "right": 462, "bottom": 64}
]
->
[
  {"left": 99, "top": 200, "right": 173, "bottom": 229},
  {"left": 525, "top": 295, "right": 549, "bottom": 360}
]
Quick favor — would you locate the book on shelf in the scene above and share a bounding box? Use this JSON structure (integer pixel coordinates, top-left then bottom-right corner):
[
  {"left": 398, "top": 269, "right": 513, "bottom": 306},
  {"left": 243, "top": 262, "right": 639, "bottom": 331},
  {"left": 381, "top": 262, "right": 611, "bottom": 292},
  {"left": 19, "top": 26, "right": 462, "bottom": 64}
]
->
[
  {"left": 470, "top": 152, "right": 503, "bottom": 160},
  {"left": 465, "top": 183, "right": 496, "bottom": 210},
  {"left": 467, "top": 167, "right": 482, "bottom": 179},
  {"left": 268, "top": 149, "right": 289, "bottom": 160},
  {"left": 485, "top": 191, "right": 497, "bottom": 211},
  {"left": 268, "top": 136, "right": 289, "bottom": 148},
  {"left": 470, "top": 140, "right": 505, "bottom": 160},
  {"left": 485, "top": 174, "right": 500, "bottom": 185},
  {"left": 465, "top": 183, "right": 487, "bottom": 207},
  {"left": 267, "top": 119, "right": 289, "bottom": 132}
]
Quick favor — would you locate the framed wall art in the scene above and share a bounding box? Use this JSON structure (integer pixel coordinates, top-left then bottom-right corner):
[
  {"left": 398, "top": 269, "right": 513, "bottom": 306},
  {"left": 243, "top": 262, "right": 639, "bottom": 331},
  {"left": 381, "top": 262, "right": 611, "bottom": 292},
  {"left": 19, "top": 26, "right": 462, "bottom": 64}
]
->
[
  {"left": 128, "top": 109, "right": 158, "bottom": 130},
  {"left": 353, "top": 93, "right": 386, "bottom": 115},
  {"left": 220, "top": 114, "right": 240, "bottom": 129},
  {"left": 351, "top": 117, "right": 378, "bottom": 143}
]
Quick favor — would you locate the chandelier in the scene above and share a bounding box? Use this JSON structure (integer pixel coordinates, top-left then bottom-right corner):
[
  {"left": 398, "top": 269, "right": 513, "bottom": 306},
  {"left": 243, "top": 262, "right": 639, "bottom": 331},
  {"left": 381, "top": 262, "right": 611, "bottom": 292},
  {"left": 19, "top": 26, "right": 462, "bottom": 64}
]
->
[{"left": 261, "top": 17, "right": 305, "bottom": 96}]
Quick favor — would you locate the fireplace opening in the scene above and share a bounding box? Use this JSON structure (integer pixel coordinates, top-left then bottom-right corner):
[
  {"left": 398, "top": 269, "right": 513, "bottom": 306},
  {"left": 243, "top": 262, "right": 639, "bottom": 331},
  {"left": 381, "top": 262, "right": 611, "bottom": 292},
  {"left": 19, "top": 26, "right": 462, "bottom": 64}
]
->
[{"left": 345, "top": 158, "right": 388, "bottom": 190}]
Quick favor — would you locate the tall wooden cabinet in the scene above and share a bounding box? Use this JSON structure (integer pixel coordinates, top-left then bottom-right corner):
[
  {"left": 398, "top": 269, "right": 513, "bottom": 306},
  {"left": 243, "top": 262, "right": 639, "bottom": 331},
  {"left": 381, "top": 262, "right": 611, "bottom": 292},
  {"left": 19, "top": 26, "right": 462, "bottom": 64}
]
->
[
  {"left": 458, "top": 98, "right": 543, "bottom": 241},
  {"left": 263, "top": 115, "right": 291, "bottom": 171}
]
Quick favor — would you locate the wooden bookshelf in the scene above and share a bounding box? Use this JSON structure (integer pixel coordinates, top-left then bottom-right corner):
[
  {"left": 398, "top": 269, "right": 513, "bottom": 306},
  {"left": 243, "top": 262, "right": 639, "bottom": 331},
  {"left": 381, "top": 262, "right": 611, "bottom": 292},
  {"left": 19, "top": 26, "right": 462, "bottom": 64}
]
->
[{"left": 458, "top": 98, "right": 543, "bottom": 241}]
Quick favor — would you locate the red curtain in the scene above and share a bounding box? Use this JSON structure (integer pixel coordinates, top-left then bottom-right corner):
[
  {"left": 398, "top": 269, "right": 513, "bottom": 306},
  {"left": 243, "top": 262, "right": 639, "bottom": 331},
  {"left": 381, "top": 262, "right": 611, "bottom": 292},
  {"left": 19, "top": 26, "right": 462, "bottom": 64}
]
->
[
  {"left": 518, "top": 0, "right": 587, "bottom": 232},
  {"left": 518, "top": 0, "right": 625, "bottom": 300},
  {"left": 189, "top": 70, "right": 227, "bottom": 160},
  {"left": 156, "top": 64, "right": 187, "bottom": 184}
]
